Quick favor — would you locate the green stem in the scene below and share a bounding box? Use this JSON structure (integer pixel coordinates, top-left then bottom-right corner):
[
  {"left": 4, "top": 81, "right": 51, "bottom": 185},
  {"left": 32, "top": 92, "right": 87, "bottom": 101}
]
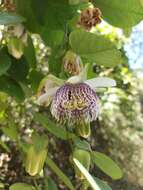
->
[
  {"left": 65, "top": 124, "right": 74, "bottom": 152},
  {"left": 33, "top": 179, "right": 40, "bottom": 190},
  {"left": 46, "top": 156, "right": 75, "bottom": 190}
]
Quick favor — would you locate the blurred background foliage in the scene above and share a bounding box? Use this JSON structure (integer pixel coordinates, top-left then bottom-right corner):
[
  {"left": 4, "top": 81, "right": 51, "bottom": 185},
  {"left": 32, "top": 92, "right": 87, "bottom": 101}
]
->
[{"left": 0, "top": 0, "right": 143, "bottom": 190}]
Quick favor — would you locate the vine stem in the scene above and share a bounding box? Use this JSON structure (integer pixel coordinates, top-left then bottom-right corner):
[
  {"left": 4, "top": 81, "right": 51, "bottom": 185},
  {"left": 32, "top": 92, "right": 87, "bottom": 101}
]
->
[
  {"left": 33, "top": 178, "right": 40, "bottom": 190},
  {"left": 65, "top": 124, "right": 74, "bottom": 152}
]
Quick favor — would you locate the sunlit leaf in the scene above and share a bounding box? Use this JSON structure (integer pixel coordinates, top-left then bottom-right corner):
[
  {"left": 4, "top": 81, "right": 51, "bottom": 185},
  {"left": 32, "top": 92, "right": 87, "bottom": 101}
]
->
[
  {"left": 10, "top": 183, "right": 36, "bottom": 190},
  {"left": 91, "top": 151, "right": 123, "bottom": 180},
  {"left": 94, "top": 177, "right": 112, "bottom": 190},
  {"left": 70, "top": 30, "right": 122, "bottom": 67},
  {"left": 73, "top": 158, "right": 101, "bottom": 190},
  {"left": 1, "top": 125, "right": 18, "bottom": 141},
  {"left": 0, "top": 182, "right": 4, "bottom": 189},
  {"left": 93, "top": 0, "right": 143, "bottom": 28}
]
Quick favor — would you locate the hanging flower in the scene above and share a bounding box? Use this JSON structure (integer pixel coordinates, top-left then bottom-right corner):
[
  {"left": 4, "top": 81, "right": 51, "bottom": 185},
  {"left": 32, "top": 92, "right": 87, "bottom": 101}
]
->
[
  {"left": 51, "top": 83, "right": 99, "bottom": 125},
  {"left": 37, "top": 66, "right": 116, "bottom": 137}
]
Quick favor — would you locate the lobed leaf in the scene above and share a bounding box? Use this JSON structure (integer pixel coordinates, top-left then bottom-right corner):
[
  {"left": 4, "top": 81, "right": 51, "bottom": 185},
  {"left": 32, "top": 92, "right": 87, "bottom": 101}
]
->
[
  {"left": 93, "top": 0, "right": 143, "bottom": 28},
  {"left": 70, "top": 30, "right": 122, "bottom": 67}
]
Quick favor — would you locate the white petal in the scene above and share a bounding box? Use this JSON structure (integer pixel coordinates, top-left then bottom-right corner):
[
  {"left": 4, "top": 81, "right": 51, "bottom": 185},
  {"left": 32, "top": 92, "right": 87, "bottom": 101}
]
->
[
  {"left": 67, "top": 76, "right": 84, "bottom": 84},
  {"left": 85, "top": 77, "right": 116, "bottom": 89},
  {"left": 37, "top": 87, "right": 59, "bottom": 106}
]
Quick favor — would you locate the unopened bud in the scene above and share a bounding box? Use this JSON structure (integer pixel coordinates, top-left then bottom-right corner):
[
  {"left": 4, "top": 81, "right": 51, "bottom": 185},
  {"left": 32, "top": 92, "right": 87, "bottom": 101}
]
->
[
  {"left": 25, "top": 145, "right": 47, "bottom": 176},
  {"left": 63, "top": 50, "right": 83, "bottom": 76}
]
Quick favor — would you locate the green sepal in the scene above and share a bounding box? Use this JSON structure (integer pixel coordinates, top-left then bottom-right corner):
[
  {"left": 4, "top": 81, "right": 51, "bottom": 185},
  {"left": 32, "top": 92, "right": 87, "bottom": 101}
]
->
[{"left": 76, "top": 122, "right": 91, "bottom": 138}]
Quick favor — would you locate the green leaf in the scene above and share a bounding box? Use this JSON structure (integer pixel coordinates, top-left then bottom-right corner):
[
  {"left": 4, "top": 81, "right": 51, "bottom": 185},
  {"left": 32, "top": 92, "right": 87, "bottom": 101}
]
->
[
  {"left": 93, "top": 0, "right": 143, "bottom": 28},
  {"left": 74, "top": 138, "right": 91, "bottom": 151},
  {"left": 0, "top": 12, "right": 25, "bottom": 25},
  {"left": 14, "top": 0, "right": 81, "bottom": 45},
  {"left": 33, "top": 113, "right": 75, "bottom": 140},
  {"left": 69, "top": 0, "right": 89, "bottom": 5},
  {"left": 24, "top": 35, "right": 36, "bottom": 69},
  {"left": 83, "top": 177, "right": 112, "bottom": 190},
  {"left": 93, "top": 177, "right": 112, "bottom": 190},
  {"left": 1, "top": 124, "right": 18, "bottom": 141},
  {"left": 31, "top": 0, "right": 76, "bottom": 30},
  {"left": 44, "top": 177, "right": 58, "bottom": 190},
  {"left": 73, "top": 158, "right": 101, "bottom": 190},
  {"left": 8, "top": 56, "right": 29, "bottom": 82},
  {"left": 42, "top": 29, "right": 65, "bottom": 47},
  {"left": 69, "top": 30, "right": 122, "bottom": 67},
  {"left": 10, "top": 183, "right": 36, "bottom": 190},
  {"left": 0, "top": 182, "right": 4, "bottom": 189},
  {"left": 48, "top": 48, "right": 63, "bottom": 76},
  {"left": 46, "top": 156, "right": 75, "bottom": 190},
  {"left": 28, "top": 70, "right": 44, "bottom": 93},
  {"left": 0, "top": 140, "right": 10, "bottom": 152},
  {"left": 13, "top": 0, "right": 39, "bottom": 32},
  {"left": 32, "top": 133, "right": 48, "bottom": 151},
  {"left": 0, "top": 76, "right": 25, "bottom": 102},
  {"left": 91, "top": 151, "right": 123, "bottom": 180},
  {"left": 0, "top": 49, "right": 11, "bottom": 76},
  {"left": 15, "top": 0, "right": 76, "bottom": 31}
]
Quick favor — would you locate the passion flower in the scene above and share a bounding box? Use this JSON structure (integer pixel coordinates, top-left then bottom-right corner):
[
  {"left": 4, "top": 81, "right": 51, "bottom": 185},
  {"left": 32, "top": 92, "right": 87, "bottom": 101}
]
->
[
  {"left": 37, "top": 66, "right": 116, "bottom": 137},
  {"left": 51, "top": 83, "right": 99, "bottom": 125}
]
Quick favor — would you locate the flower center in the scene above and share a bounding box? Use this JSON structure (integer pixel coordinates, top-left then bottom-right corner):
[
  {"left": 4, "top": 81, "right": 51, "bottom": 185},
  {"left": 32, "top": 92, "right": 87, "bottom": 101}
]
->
[{"left": 51, "top": 83, "right": 99, "bottom": 124}]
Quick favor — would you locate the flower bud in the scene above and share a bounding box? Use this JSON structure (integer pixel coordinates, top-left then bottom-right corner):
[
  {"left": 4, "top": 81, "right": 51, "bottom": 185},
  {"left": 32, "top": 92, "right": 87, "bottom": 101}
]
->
[
  {"left": 25, "top": 145, "right": 47, "bottom": 176},
  {"left": 25, "top": 134, "right": 48, "bottom": 176},
  {"left": 73, "top": 148, "right": 91, "bottom": 179},
  {"left": 63, "top": 50, "right": 83, "bottom": 76},
  {"left": 2, "top": 0, "right": 16, "bottom": 12}
]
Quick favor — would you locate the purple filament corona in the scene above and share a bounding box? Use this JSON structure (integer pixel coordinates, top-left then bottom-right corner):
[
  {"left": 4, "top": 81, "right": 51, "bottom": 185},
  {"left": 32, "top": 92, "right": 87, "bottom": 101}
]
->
[{"left": 51, "top": 83, "right": 99, "bottom": 124}]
